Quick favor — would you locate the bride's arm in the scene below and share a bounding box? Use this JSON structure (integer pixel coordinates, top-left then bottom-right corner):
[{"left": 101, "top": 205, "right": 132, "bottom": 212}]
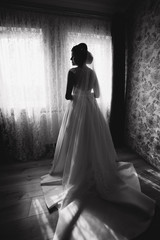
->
[
  {"left": 65, "top": 70, "right": 74, "bottom": 100},
  {"left": 93, "top": 71, "right": 100, "bottom": 98}
]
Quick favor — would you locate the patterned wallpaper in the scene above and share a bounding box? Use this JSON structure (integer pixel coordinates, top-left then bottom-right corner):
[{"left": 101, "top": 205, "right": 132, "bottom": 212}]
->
[{"left": 125, "top": 0, "right": 160, "bottom": 169}]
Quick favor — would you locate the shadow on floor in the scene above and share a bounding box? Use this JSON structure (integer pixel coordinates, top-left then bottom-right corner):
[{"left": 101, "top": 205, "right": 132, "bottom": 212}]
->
[{"left": 133, "top": 203, "right": 160, "bottom": 240}]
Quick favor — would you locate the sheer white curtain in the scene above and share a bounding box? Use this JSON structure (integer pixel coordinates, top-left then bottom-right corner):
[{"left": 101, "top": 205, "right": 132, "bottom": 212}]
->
[
  {"left": 0, "top": 9, "right": 111, "bottom": 162},
  {"left": 0, "top": 27, "right": 47, "bottom": 118},
  {"left": 0, "top": 25, "right": 56, "bottom": 161}
]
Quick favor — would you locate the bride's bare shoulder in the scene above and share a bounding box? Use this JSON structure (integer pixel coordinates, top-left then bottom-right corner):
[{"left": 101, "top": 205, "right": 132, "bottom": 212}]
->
[
  {"left": 69, "top": 67, "right": 78, "bottom": 74},
  {"left": 86, "top": 66, "right": 95, "bottom": 76}
]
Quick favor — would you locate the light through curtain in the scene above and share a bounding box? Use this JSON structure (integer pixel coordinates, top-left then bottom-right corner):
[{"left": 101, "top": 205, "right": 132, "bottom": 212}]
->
[
  {"left": 0, "top": 27, "right": 47, "bottom": 118},
  {"left": 0, "top": 9, "right": 111, "bottom": 162},
  {"left": 0, "top": 25, "right": 56, "bottom": 162}
]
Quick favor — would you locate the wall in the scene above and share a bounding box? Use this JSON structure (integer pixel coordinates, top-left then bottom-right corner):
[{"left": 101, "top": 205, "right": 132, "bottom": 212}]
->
[{"left": 125, "top": 0, "right": 160, "bottom": 169}]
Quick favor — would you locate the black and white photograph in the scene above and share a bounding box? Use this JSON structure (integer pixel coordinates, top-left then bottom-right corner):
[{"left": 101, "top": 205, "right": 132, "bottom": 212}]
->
[{"left": 0, "top": 0, "right": 160, "bottom": 239}]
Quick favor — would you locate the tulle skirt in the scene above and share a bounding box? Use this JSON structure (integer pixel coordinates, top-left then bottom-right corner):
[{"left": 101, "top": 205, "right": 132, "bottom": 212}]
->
[{"left": 41, "top": 92, "right": 155, "bottom": 239}]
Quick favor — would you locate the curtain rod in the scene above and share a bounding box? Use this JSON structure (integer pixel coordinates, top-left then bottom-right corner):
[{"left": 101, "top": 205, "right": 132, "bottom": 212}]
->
[{"left": 0, "top": 1, "right": 111, "bottom": 21}]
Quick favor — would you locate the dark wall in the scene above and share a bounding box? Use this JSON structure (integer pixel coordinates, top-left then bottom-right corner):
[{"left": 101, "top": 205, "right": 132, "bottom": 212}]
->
[{"left": 125, "top": 0, "right": 160, "bottom": 169}]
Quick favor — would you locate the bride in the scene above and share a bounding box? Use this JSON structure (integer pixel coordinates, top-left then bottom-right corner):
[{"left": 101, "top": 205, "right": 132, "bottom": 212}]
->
[{"left": 41, "top": 43, "right": 155, "bottom": 239}]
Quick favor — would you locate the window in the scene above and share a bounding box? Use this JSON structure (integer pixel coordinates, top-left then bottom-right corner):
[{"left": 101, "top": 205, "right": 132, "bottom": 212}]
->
[{"left": 0, "top": 27, "right": 47, "bottom": 117}]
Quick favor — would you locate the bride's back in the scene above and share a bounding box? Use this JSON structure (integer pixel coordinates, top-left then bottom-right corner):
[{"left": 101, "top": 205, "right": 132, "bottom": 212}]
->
[{"left": 71, "top": 66, "right": 99, "bottom": 97}]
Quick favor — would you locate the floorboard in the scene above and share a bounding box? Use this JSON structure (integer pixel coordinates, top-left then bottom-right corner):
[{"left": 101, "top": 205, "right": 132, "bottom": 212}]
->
[{"left": 0, "top": 147, "right": 160, "bottom": 240}]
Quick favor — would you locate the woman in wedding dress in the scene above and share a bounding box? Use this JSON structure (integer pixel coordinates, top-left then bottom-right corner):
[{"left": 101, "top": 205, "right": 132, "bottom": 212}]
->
[{"left": 41, "top": 43, "right": 155, "bottom": 239}]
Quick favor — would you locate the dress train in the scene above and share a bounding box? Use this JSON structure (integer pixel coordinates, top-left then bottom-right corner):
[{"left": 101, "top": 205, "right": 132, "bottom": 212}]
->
[{"left": 41, "top": 67, "right": 155, "bottom": 239}]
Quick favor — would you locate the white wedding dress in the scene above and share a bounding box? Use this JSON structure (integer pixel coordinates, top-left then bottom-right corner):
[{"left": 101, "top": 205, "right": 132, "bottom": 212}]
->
[{"left": 41, "top": 66, "right": 155, "bottom": 239}]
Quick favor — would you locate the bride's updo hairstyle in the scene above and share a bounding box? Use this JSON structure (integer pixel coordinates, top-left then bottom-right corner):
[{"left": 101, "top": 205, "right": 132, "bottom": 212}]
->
[{"left": 72, "top": 43, "right": 93, "bottom": 66}]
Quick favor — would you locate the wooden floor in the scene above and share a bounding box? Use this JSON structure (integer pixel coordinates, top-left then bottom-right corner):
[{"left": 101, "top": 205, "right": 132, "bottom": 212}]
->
[{"left": 0, "top": 147, "right": 160, "bottom": 240}]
